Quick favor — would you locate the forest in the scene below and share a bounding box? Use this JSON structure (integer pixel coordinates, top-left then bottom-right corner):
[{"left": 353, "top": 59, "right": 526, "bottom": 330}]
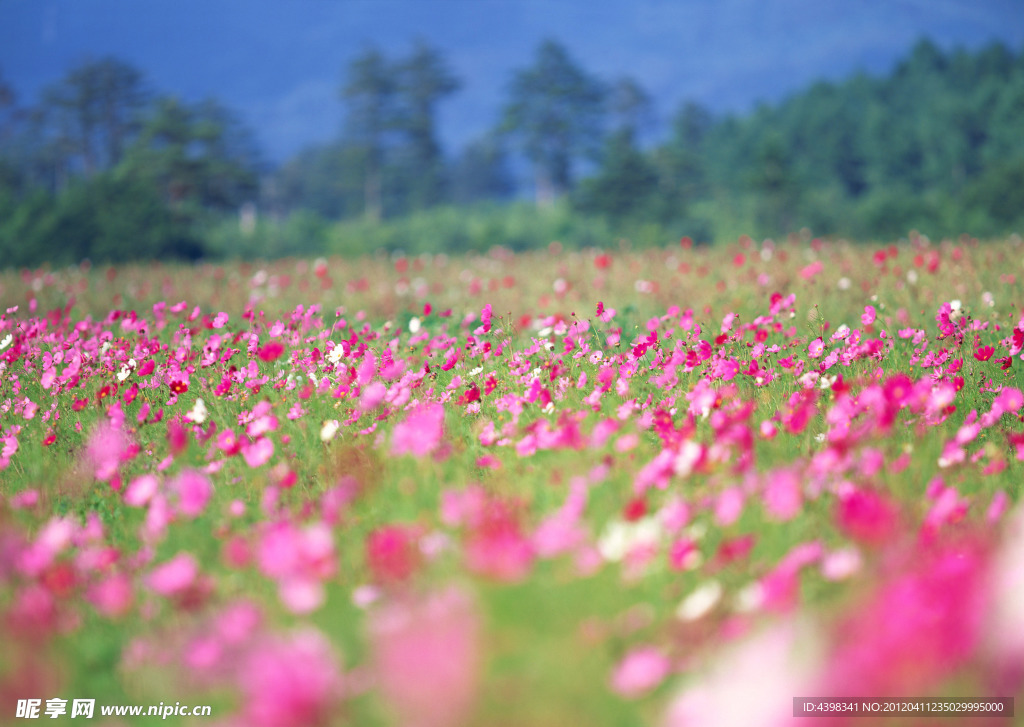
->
[{"left": 1, "top": 37, "right": 1023, "bottom": 266}]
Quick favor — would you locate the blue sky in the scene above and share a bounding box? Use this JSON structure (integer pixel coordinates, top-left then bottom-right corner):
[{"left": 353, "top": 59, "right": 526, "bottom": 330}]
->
[{"left": 1, "top": 0, "right": 1022, "bottom": 162}]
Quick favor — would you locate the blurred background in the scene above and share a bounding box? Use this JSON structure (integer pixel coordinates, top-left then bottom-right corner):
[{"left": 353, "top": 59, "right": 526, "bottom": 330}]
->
[{"left": 1, "top": 0, "right": 1023, "bottom": 266}]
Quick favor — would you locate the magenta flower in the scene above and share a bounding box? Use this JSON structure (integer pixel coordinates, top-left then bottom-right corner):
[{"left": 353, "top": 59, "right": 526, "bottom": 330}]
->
[
  {"left": 217, "top": 428, "right": 242, "bottom": 456},
  {"left": 974, "top": 345, "right": 995, "bottom": 362},
  {"left": 257, "top": 341, "right": 285, "bottom": 362},
  {"left": 807, "top": 337, "right": 825, "bottom": 359},
  {"left": 836, "top": 489, "right": 900, "bottom": 546}
]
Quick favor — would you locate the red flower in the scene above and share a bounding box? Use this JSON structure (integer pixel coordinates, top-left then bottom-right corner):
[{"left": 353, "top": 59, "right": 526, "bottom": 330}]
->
[
  {"left": 169, "top": 379, "right": 189, "bottom": 395},
  {"left": 457, "top": 384, "right": 481, "bottom": 406},
  {"left": 623, "top": 496, "right": 647, "bottom": 522}
]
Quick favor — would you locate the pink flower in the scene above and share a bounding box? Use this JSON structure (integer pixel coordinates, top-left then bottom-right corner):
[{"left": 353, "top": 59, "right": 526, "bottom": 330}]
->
[
  {"left": 367, "top": 525, "right": 421, "bottom": 584},
  {"left": 84, "top": 420, "right": 130, "bottom": 482},
  {"left": 170, "top": 469, "right": 212, "bottom": 518},
  {"left": 763, "top": 469, "right": 802, "bottom": 521},
  {"left": 239, "top": 631, "right": 344, "bottom": 727},
  {"left": 212, "top": 312, "right": 229, "bottom": 329},
  {"left": 836, "top": 489, "right": 900, "bottom": 546},
  {"left": 392, "top": 403, "right": 444, "bottom": 457},
  {"left": 256, "top": 522, "right": 336, "bottom": 613},
  {"left": 360, "top": 381, "right": 387, "bottom": 411},
  {"left": 369, "top": 586, "right": 481, "bottom": 727},
  {"left": 610, "top": 647, "right": 670, "bottom": 698},
  {"left": 822, "top": 539, "right": 988, "bottom": 695},
  {"left": 124, "top": 474, "right": 159, "bottom": 507},
  {"left": 807, "top": 337, "right": 825, "bottom": 359},
  {"left": 464, "top": 501, "right": 533, "bottom": 582},
  {"left": 243, "top": 436, "right": 274, "bottom": 468},
  {"left": 663, "top": 623, "right": 816, "bottom": 727},
  {"left": 217, "top": 428, "right": 242, "bottom": 456},
  {"left": 145, "top": 553, "right": 198, "bottom": 596},
  {"left": 861, "top": 305, "right": 876, "bottom": 326},
  {"left": 87, "top": 573, "right": 133, "bottom": 618}
]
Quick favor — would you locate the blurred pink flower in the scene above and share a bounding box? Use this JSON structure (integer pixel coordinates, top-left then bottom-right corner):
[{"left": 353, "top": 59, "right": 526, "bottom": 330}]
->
[
  {"left": 392, "top": 403, "right": 444, "bottom": 457},
  {"left": 369, "top": 586, "right": 481, "bottom": 727},
  {"left": 763, "top": 469, "right": 802, "bottom": 521},
  {"left": 610, "top": 646, "right": 670, "bottom": 698},
  {"left": 146, "top": 553, "right": 198, "bottom": 596},
  {"left": 836, "top": 489, "right": 900, "bottom": 546},
  {"left": 124, "top": 474, "right": 159, "bottom": 507},
  {"left": 360, "top": 381, "right": 387, "bottom": 411},
  {"left": 87, "top": 573, "right": 133, "bottom": 618},
  {"left": 243, "top": 436, "right": 274, "bottom": 468},
  {"left": 464, "top": 501, "right": 533, "bottom": 582},
  {"left": 366, "top": 525, "right": 421, "bottom": 584},
  {"left": 664, "top": 622, "right": 819, "bottom": 727},
  {"left": 170, "top": 469, "right": 212, "bottom": 518},
  {"left": 84, "top": 420, "right": 130, "bottom": 482},
  {"left": 239, "top": 630, "right": 344, "bottom": 727}
]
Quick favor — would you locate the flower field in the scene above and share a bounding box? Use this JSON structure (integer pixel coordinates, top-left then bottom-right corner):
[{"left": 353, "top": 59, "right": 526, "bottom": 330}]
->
[{"left": 2, "top": 234, "right": 1024, "bottom": 726}]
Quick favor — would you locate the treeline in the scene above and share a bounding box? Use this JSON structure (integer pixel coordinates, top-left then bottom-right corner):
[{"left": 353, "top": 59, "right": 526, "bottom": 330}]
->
[
  {"left": 3, "top": 38, "right": 1024, "bottom": 267},
  {"left": 0, "top": 58, "right": 261, "bottom": 267}
]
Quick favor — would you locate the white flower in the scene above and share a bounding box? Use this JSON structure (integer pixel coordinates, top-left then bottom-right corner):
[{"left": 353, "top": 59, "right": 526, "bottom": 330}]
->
[
  {"left": 327, "top": 345, "right": 344, "bottom": 365},
  {"left": 907, "top": 269, "right": 919, "bottom": 284},
  {"left": 837, "top": 277, "right": 851, "bottom": 290},
  {"left": 408, "top": 317, "right": 421, "bottom": 334},
  {"left": 116, "top": 364, "right": 132, "bottom": 382},
  {"left": 676, "top": 580, "right": 723, "bottom": 621},
  {"left": 186, "top": 398, "right": 208, "bottom": 424},
  {"left": 597, "top": 517, "right": 663, "bottom": 562},
  {"left": 735, "top": 582, "right": 765, "bottom": 613},
  {"left": 469, "top": 366, "right": 484, "bottom": 376},
  {"left": 320, "top": 419, "right": 340, "bottom": 442},
  {"left": 674, "top": 440, "right": 702, "bottom": 477},
  {"left": 0, "top": 334, "right": 11, "bottom": 351}
]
